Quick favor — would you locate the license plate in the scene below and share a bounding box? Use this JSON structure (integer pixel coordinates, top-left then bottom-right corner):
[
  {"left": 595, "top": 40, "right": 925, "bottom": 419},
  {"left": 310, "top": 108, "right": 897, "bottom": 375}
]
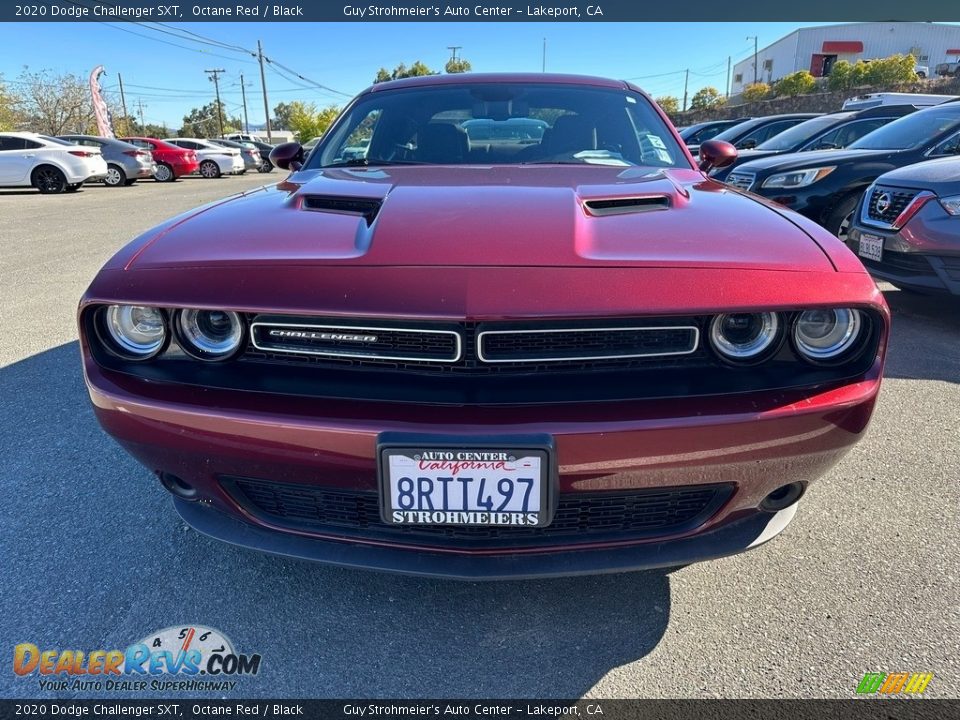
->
[
  {"left": 858, "top": 233, "right": 884, "bottom": 262},
  {"left": 379, "top": 445, "right": 551, "bottom": 527}
]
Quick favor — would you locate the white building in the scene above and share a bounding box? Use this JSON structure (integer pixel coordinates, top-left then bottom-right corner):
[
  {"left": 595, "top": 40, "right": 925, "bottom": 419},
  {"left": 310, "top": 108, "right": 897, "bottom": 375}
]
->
[{"left": 731, "top": 22, "right": 960, "bottom": 95}]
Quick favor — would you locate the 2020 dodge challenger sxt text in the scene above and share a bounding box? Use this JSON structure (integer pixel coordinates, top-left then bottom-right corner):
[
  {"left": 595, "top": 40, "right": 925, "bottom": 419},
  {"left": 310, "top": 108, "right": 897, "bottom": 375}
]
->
[{"left": 79, "top": 74, "right": 888, "bottom": 579}]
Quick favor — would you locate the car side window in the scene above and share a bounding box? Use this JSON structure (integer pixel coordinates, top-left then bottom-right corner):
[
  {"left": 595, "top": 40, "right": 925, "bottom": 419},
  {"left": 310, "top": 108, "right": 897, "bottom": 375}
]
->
[
  {"left": 23, "top": 139, "right": 43, "bottom": 150},
  {"left": 930, "top": 130, "right": 960, "bottom": 156},
  {"left": 811, "top": 119, "right": 887, "bottom": 150},
  {"left": 740, "top": 120, "right": 797, "bottom": 147},
  {"left": 0, "top": 136, "right": 27, "bottom": 151}
]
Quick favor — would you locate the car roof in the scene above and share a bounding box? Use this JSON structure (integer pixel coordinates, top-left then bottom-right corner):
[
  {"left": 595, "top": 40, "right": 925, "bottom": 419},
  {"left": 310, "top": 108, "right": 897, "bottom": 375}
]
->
[
  {"left": 0, "top": 131, "right": 41, "bottom": 138},
  {"left": 366, "top": 72, "right": 629, "bottom": 94}
]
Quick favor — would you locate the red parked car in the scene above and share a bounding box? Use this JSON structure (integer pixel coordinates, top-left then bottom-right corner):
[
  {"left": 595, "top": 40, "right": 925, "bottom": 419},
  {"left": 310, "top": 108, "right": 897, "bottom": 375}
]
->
[
  {"left": 80, "top": 74, "right": 888, "bottom": 579},
  {"left": 118, "top": 136, "right": 199, "bottom": 182}
]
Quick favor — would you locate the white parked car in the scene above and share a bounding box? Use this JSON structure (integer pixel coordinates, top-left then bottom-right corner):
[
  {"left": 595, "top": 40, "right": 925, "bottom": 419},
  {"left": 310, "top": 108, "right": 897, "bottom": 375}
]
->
[
  {"left": 0, "top": 131, "right": 108, "bottom": 193},
  {"left": 163, "top": 137, "right": 245, "bottom": 178}
]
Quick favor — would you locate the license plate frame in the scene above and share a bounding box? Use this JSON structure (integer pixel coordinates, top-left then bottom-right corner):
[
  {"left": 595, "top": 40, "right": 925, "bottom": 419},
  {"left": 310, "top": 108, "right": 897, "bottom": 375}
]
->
[
  {"left": 858, "top": 232, "right": 884, "bottom": 262},
  {"left": 377, "top": 433, "right": 556, "bottom": 528}
]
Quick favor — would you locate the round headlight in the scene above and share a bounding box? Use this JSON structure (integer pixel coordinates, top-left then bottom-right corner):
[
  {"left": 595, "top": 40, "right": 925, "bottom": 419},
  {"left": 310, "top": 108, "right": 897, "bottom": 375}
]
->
[
  {"left": 104, "top": 305, "right": 166, "bottom": 359},
  {"left": 177, "top": 309, "right": 244, "bottom": 360},
  {"left": 794, "top": 308, "right": 862, "bottom": 361},
  {"left": 709, "top": 312, "right": 780, "bottom": 362}
]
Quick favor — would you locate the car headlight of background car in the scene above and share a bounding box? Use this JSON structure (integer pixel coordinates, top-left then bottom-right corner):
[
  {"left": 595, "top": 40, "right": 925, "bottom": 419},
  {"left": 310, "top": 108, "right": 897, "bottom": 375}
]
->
[
  {"left": 938, "top": 194, "right": 960, "bottom": 216},
  {"left": 761, "top": 167, "right": 836, "bottom": 189}
]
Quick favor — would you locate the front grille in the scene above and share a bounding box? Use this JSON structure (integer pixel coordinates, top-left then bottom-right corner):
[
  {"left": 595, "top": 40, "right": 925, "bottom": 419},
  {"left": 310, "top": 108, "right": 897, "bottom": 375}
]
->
[
  {"left": 860, "top": 250, "right": 933, "bottom": 276},
  {"left": 250, "top": 320, "right": 461, "bottom": 362},
  {"left": 726, "top": 171, "right": 755, "bottom": 191},
  {"left": 866, "top": 186, "right": 919, "bottom": 226},
  {"left": 223, "top": 477, "right": 733, "bottom": 548},
  {"left": 478, "top": 326, "right": 698, "bottom": 363},
  {"left": 243, "top": 317, "right": 712, "bottom": 376}
]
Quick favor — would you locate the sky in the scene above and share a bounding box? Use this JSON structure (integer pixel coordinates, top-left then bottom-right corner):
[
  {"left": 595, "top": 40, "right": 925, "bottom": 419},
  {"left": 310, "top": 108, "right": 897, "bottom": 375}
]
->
[{"left": 0, "top": 21, "right": 924, "bottom": 128}]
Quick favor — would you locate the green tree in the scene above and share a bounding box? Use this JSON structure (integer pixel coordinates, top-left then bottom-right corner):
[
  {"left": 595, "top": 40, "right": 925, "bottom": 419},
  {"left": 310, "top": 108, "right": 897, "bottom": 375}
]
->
[
  {"left": 178, "top": 101, "right": 241, "bottom": 138},
  {"left": 690, "top": 86, "right": 725, "bottom": 111},
  {"left": 774, "top": 70, "right": 817, "bottom": 96},
  {"left": 829, "top": 54, "right": 918, "bottom": 91},
  {"left": 373, "top": 61, "right": 438, "bottom": 84},
  {"left": 655, "top": 96, "right": 680, "bottom": 115},
  {"left": 741, "top": 82, "right": 771, "bottom": 103},
  {"left": 288, "top": 101, "right": 341, "bottom": 143},
  {"left": 0, "top": 78, "right": 24, "bottom": 131},
  {"left": 445, "top": 58, "right": 472, "bottom": 74},
  {"left": 15, "top": 67, "right": 94, "bottom": 135},
  {"left": 272, "top": 102, "right": 295, "bottom": 130}
]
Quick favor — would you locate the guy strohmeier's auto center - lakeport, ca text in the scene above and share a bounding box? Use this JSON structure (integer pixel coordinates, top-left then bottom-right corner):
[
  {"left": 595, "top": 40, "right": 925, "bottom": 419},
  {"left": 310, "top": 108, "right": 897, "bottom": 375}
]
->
[{"left": 18, "top": 4, "right": 601, "bottom": 18}]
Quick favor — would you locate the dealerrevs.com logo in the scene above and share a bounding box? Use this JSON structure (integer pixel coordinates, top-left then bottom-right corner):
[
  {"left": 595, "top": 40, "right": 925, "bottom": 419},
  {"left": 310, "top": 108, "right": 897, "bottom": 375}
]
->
[{"left": 13, "top": 625, "right": 261, "bottom": 693}]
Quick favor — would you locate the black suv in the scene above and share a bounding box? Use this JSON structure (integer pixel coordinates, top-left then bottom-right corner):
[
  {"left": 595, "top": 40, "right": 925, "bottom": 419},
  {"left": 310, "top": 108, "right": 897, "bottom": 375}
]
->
[
  {"left": 706, "top": 113, "right": 821, "bottom": 152},
  {"left": 711, "top": 105, "right": 919, "bottom": 181},
  {"left": 725, "top": 101, "right": 960, "bottom": 238}
]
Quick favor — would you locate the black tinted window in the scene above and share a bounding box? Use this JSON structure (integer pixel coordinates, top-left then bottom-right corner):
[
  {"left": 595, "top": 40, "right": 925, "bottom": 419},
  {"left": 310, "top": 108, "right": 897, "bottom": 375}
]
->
[
  {"left": 0, "top": 136, "right": 27, "bottom": 151},
  {"left": 313, "top": 83, "right": 685, "bottom": 168}
]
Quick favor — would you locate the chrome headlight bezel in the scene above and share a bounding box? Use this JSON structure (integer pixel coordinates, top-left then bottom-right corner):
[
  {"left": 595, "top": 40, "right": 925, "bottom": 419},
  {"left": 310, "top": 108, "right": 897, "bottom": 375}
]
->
[
  {"left": 708, "top": 312, "right": 783, "bottom": 365},
  {"left": 97, "top": 304, "right": 168, "bottom": 361},
  {"left": 174, "top": 309, "right": 245, "bottom": 361},
  {"left": 792, "top": 308, "right": 866, "bottom": 364}
]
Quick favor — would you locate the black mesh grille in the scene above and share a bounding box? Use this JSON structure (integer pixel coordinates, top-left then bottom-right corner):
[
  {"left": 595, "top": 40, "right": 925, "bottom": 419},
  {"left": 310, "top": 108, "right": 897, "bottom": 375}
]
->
[
  {"left": 224, "top": 477, "right": 733, "bottom": 548},
  {"left": 251, "top": 322, "right": 459, "bottom": 362},
  {"left": 866, "top": 186, "right": 918, "bottom": 225},
  {"left": 479, "top": 326, "right": 696, "bottom": 362}
]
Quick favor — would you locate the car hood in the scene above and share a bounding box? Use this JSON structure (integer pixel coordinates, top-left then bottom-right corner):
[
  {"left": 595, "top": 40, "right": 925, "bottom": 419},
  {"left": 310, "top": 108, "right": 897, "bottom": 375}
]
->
[
  {"left": 122, "top": 165, "right": 834, "bottom": 272},
  {"left": 873, "top": 156, "right": 960, "bottom": 189},
  {"left": 735, "top": 148, "right": 891, "bottom": 173}
]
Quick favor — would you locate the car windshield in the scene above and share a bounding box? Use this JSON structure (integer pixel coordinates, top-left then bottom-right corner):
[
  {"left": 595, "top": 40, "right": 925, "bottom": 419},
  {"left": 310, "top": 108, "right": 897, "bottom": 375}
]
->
[
  {"left": 849, "top": 108, "right": 960, "bottom": 150},
  {"left": 311, "top": 82, "right": 686, "bottom": 168},
  {"left": 755, "top": 114, "right": 851, "bottom": 151}
]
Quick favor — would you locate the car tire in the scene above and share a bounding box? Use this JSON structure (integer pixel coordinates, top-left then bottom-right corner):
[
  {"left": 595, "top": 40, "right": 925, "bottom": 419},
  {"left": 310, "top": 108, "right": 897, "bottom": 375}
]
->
[
  {"left": 154, "top": 163, "right": 176, "bottom": 182},
  {"left": 105, "top": 164, "right": 127, "bottom": 187},
  {"left": 258, "top": 160, "right": 273, "bottom": 173},
  {"left": 826, "top": 194, "right": 860, "bottom": 241},
  {"left": 32, "top": 166, "right": 68, "bottom": 194},
  {"left": 200, "top": 160, "right": 221, "bottom": 179}
]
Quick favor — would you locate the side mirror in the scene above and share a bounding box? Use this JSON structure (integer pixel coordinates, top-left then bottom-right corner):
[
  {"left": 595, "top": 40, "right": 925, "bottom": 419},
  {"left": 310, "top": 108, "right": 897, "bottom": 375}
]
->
[
  {"left": 698, "top": 140, "right": 738, "bottom": 173},
  {"left": 269, "top": 142, "right": 305, "bottom": 171}
]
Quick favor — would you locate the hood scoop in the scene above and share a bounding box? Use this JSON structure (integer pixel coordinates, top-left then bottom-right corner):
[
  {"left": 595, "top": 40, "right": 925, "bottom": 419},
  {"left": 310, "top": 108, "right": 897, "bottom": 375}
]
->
[
  {"left": 301, "top": 195, "right": 383, "bottom": 225},
  {"left": 584, "top": 195, "right": 670, "bottom": 217}
]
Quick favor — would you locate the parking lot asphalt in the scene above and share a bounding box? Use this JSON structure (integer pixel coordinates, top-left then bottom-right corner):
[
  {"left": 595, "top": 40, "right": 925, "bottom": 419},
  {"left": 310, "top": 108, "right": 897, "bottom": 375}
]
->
[{"left": 0, "top": 173, "right": 958, "bottom": 700}]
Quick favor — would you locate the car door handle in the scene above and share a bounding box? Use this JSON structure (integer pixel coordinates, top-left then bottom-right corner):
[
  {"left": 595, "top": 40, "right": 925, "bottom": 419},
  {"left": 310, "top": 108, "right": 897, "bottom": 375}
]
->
[{"left": 23, "top": 154, "right": 35, "bottom": 158}]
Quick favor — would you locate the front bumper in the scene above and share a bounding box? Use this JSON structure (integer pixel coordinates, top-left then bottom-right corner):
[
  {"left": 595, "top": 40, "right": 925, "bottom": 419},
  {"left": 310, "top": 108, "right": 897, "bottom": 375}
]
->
[
  {"left": 175, "top": 497, "right": 798, "bottom": 579},
  {"left": 848, "top": 202, "right": 960, "bottom": 295},
  {"left": 84, "top": 351, "right": 882, "bottom": 577}
]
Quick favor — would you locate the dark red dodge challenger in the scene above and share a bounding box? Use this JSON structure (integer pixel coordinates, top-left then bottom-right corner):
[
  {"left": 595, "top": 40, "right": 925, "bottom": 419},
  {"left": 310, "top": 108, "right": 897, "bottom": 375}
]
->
[{"left": 79, "top": 74, "right": 888, "bottom": 579}]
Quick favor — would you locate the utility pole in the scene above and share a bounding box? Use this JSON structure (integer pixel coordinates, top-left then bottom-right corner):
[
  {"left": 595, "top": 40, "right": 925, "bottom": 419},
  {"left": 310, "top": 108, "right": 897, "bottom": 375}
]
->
[
  {"left": 117, "top": 73, "right": 130, "bottom": 133},
  {"left": 239, "top": 73, "right": 250, "bottom": 134},
  {"left": 447, "top": 45, "right": 462, "bottom": 62},
  {"left": 682, "top": 68, "right": 689, "bottom": 112},
  {"left": 257, "top": 40, "right": 272, "bottom": 142},
  {"left": 205, "top": 68, "right": 226, "bottom": 137},
  {"left": 747, "top": 35, "right": 759, "bottom": 84},
  {"left": 542, "top": 38, "right": 546, "bottom": 72},
  {"left": 137, "top": 98, "right": 146, "bottom": 132},
  {"left": 726, "top": 56, "right": 732, "bottom": 98}
]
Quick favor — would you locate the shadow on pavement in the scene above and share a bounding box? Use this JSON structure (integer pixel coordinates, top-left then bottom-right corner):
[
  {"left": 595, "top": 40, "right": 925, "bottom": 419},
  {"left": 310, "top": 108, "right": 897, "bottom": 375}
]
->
[
  {"left": 880, "top": 287, "right": 960, "bottom": 385},
  {"left": 0, "top": 342, "right": 671, "bottom": 699}
]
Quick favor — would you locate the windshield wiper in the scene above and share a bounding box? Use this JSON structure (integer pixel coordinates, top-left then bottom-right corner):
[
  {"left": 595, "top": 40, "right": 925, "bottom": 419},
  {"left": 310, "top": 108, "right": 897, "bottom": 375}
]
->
[{"left": 322, "top": 158, "right": 429, "bottom": 168}]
